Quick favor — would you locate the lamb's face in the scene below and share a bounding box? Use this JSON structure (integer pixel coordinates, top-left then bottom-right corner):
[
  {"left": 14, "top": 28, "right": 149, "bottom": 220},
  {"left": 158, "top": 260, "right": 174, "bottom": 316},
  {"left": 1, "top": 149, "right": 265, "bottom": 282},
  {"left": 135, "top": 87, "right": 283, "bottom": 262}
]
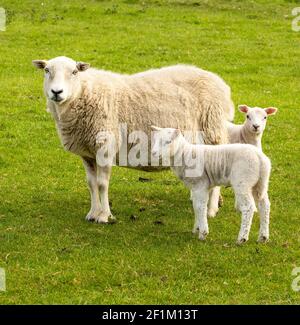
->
[
  {"left": 32, "top": 56, "right": 89, "bottom": 104},
  {"left": 151, "top": 126, "right": 180, "bottom": 159},
  {"left": 239, "top": 105, "right": 277, "bottom": 135}
]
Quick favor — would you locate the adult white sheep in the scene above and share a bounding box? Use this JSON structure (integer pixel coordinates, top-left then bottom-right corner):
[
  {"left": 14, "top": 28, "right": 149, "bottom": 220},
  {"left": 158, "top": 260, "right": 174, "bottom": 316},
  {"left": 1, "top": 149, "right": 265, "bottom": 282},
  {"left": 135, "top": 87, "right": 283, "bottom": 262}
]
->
[
  {"left": 151, "top": 126, "right": 271, "bottom": 244},
  {"left": 32, "top": 56, "right": 234, "bottom": 223},
  {"left": 227, "top": 105, "right": 278, "bottom": 150}
]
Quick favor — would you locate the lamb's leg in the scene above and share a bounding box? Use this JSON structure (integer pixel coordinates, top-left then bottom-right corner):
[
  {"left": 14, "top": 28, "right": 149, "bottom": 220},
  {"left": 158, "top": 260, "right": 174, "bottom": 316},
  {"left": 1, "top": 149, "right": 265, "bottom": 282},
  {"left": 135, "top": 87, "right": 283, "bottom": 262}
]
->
[
  {"left": 82, "top": 157, "right": 102, "bottom": 222},
  {"left": 236, "top": 193, "right": 255, "bottom": 245},
  {"left": 96, "top": 165, "right": 114, "bottom": 223},
  {"left": 192, "top": 188, "right": 209, "bottom": 240},
  {"left": 208, "top": 186, "right": 220, "bottom": 217},
  {"left": 257, "top": 194, "right": 270, "bottom": 243}
]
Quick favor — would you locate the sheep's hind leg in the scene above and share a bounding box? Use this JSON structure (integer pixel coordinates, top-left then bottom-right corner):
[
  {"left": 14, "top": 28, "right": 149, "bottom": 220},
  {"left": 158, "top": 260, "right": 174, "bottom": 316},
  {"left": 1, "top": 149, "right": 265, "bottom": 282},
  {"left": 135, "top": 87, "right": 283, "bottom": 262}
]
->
[
  {"left": 96, "top": 165, "right": 114, "bottom": 223},
  {"left": 82, "top": 157, "right": 103, "bottom": 222},
  {"left": 192, "top": 187, "right": 209, "bottom": 240},
  {"left": 257, "top": 194, "right": 270, "bottom": 243}
]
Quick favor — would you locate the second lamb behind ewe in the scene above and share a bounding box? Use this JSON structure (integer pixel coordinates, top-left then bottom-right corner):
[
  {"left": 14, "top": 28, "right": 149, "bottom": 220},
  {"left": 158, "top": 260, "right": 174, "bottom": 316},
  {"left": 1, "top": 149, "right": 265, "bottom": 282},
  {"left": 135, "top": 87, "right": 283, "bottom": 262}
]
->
[
  {"left": 151, "top": 126, "right": 271, "bottom": 244},
  {"left": 226, "top": 105, "right": 277, "bottom": 150}
]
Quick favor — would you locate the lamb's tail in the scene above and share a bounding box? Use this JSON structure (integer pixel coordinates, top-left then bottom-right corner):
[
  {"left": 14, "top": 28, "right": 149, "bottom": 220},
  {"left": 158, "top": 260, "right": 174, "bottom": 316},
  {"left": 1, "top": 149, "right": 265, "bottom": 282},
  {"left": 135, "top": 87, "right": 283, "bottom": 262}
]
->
[{"left": 254, "top": 153, "right": 271, "bottom": 200}]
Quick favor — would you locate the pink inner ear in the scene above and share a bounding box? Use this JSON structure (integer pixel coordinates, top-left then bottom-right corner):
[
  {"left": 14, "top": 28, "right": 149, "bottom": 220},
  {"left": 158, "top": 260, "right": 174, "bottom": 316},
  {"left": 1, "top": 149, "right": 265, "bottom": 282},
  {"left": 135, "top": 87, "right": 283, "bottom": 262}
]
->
[
  {"left": 265, "top": 107, "right": 277, "bottom": 115},
  {"left": 239, "top": 105, "right": 249, "bottom": 113}
]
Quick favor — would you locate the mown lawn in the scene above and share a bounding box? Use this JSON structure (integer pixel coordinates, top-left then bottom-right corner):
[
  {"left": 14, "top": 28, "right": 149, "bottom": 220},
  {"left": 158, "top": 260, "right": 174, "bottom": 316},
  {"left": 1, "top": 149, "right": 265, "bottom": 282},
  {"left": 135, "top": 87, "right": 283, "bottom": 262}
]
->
[{"left": 0, "top": 0, "right": 299, "bottom": 304}]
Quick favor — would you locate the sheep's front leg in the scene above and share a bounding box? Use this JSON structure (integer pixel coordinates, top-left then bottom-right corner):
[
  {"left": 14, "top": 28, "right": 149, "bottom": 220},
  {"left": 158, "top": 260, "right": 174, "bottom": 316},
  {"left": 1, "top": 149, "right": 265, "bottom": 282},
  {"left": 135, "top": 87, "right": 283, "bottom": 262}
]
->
[
  {"left": 192, "top": 188, "right": 209, "bottom": 240},
  {"left": 97, "top": 165, "right": 114, "bottom": 223},
  {"left": 257, "top": 194, "right": 270, "bottom": 243},
  {"left": 82, "top": 157, "right": 102, "bottom": 222},
  {"left": 236, "top": 193, "right": 255, "bottom": 245},
  {"left": 208, "top": 186, "right": 220, "bottom": 217}
]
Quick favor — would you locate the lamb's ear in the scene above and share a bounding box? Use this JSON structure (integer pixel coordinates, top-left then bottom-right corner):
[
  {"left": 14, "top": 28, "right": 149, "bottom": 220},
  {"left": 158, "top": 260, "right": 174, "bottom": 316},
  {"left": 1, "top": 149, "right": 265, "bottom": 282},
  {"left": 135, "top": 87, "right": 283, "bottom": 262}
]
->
[
  {"left": 32, "top": 60, "right": 47, "bottom": 69},
  {"left": 238, "top": 105, "right": 249, "bottom": 114},
  {"left": 76, "top": 62, "right": 90, "bottom": 71},
  {"left": 264, "top": 107, "right": 277, "bottom": 116},
  {"left": 151, "top": 125, "right": 161, "bottom": 131}
]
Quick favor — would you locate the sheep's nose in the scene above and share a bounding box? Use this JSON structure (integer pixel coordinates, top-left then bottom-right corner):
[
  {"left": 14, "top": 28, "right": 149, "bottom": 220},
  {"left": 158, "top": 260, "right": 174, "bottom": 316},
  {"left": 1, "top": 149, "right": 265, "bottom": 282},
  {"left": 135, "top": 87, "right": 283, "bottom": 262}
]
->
[
  {"left": 51, "top": 89, "right": 63, "bottom": 95},
  {"left": 253, "top": 124, "right": 259, "bottom": 130}
]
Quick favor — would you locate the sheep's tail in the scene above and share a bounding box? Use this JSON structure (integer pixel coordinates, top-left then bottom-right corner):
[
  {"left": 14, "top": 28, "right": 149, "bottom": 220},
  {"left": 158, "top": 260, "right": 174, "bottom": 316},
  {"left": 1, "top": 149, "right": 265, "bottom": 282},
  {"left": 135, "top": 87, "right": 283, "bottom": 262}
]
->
[
  {"left": 196, "top": 82, "right": 235, "bottom": 145},
  {"left": 198, "top": 101, "right": 231, "bottom": 145},
  {"left": 254, "top": 153, "right": 271, "bottom": 200}
]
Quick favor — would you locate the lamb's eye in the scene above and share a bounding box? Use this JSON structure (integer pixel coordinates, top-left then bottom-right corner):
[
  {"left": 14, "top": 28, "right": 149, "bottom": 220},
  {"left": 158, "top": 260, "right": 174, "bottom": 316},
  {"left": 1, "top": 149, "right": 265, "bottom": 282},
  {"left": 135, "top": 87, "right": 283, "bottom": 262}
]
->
[
  {"left": 44, "top": 68, "right": 50, "bottom": 73},
  {"left": 72, "top": 70, "right": 78, "bottom": 75},
  {"left": 263, "top": 116, "right": 267, "bottom": 120},
  {"left": 247, "top": 115, "right": 250, "bottom": 119}
]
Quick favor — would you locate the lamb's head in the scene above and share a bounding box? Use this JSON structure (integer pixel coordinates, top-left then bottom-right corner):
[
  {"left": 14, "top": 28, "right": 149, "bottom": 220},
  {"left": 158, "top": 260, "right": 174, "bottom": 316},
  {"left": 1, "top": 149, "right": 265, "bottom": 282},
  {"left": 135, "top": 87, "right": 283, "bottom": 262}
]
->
[
  {"left": 239, "top": 105, "right": 277, "bottom": 135},
  {"left": 151, "top": 126, "right": 181, "bottom": 159},
  {"left": 32, "top": 56, "right": 90, "bottom": 104}
]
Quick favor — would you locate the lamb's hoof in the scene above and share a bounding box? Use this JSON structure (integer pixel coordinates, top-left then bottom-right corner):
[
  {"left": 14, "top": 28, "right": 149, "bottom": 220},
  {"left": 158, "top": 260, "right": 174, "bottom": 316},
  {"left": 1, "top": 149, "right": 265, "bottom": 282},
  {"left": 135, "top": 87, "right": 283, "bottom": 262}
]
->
[
  {"left": 199, "top": 231, "right": 208, "bottom": 241},
  {"left": 208, "top": 208, "right": 218, "bottom": 218},
  {"left": 218, "top": 195, "right": 224, "bottom": 207},
  {"left": 236, "top": 237, "right": 248, "bottom": 245},
  {"left": 257, "top": 235, "right": 269, "bottom": 243}
]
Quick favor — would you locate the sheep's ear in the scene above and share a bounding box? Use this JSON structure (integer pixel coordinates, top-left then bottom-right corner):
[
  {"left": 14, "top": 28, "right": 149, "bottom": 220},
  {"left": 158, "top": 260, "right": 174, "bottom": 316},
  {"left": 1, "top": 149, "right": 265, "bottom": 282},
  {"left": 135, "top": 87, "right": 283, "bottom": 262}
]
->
[
  {"left": 264, "top": 107, "right": 277, "bottom": 116},
  {"left": 76, "top": 62, "right": 90, "bottom": 71},
  {"left": 32, "top": 60, "right": 47, "bottom": 69},
  {"left": 151, "top": 125, "right": 161, "bottom": 131},
  {"left": 238, "top": 105, "right": 249, "bottom": 114}
]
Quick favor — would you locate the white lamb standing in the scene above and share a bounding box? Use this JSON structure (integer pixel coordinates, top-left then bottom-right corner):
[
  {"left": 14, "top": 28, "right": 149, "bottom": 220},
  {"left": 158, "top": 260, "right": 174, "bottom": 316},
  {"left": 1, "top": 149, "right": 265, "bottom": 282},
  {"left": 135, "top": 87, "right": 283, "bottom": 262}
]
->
[
  {"left": 151, "top": 126, "right": 271, "bottom": 244},
  {"left": 205, "top": 105, "right": 278, "bottom": 218},
  {"left": 227, "top": 105, "right": 278, "bottom": 150}
]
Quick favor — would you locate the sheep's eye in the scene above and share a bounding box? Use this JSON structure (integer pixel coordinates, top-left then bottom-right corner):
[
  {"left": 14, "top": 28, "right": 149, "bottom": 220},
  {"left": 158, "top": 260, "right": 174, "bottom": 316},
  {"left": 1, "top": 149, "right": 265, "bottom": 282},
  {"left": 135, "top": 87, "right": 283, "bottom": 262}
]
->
[
  {"left": 44, "top": 68, "right": 50, "bottom": 73},
  {"left": 263, "top": 116, "right": 267, "bottom": 120},
  {"left": 72, "top": 70, "right": 78, "bottom": 75},
  {"left": 246, "top": 115, "right": 250, "bottom": 119}
]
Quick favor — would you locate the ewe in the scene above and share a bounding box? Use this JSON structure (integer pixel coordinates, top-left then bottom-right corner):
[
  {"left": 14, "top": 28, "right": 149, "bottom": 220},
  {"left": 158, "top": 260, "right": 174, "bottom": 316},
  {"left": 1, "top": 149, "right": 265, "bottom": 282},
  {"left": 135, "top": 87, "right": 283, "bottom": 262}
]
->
[
  {"left": 227, "top": 105, "right": 277, "bottom": 150},
  {"left": 33, "top": 56, "right": 234, "bottom": 223},
  {"left": 151, "top": 126, "right": 271, "bottom": 244}
]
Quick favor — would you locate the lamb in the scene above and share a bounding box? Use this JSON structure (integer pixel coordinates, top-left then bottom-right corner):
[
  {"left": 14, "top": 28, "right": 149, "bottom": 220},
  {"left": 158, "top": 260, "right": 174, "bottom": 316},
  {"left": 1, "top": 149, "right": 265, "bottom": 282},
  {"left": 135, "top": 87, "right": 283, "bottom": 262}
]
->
[
  {"left": 151, "top": 126, "right": 271, "bottom": 244},
  {"left": 227, "top": 105, "right": 277, "bottom": 150},
  {"left": 32, "top": 56, "right": 234, "bottom": 224}
]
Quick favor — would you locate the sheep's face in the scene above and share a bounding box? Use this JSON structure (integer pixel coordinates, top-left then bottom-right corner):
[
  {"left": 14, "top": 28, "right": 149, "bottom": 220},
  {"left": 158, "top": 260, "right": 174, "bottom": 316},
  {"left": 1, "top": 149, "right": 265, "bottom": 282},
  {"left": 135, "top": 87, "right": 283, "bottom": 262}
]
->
[
  {"left": 33, "top": 56, "right": 89, "bottom": 105},
  {"left": 151, "top": 126, "right": 181, "bottom": 159},
  {"left": 239, "top": 105, "right": 277, "bottom": 135}
]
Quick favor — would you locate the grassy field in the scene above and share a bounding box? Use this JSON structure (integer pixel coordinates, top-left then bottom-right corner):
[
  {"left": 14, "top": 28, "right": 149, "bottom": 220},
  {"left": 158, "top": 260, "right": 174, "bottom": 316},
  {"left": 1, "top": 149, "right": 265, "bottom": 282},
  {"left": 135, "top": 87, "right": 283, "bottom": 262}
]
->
[{"left": 0, "top": 0, "right": 299, "bottom": 304}]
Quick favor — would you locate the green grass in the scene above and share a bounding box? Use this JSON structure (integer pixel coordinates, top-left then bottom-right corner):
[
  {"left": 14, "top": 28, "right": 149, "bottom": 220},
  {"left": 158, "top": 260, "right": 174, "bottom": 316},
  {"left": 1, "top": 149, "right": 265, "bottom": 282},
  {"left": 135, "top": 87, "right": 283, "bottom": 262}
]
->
[{"left": 0, "top": 0, "right": 300, "bottom": 304}]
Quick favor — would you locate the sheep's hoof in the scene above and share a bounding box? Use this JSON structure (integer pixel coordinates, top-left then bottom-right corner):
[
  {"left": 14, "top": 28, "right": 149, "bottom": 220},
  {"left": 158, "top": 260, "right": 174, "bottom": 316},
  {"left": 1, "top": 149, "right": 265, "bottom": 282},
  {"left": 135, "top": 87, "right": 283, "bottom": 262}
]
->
[
  {"left": 236, "top": 237, "right": 248, "bottom": 245},
  {"left": 95, "top": 211, "right": 115, "bottom": 224},
  {"left": 86, "top": 210, "right": 115, "bottom": 224},
  {"left": 85, "top": 210, "right": 98, "bottom": 222},
  {"left": 257, "top": 235, "right": 269, "bottom": 243}
]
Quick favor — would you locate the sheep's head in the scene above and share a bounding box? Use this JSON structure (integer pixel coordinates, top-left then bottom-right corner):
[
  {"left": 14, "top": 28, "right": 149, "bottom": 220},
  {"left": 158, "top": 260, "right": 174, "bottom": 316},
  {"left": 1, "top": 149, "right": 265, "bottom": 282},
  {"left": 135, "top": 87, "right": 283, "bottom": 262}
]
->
[
  {"left": 238, "top": 105, "right": 277, "bottom": 135},
  {"left": 32, "top": 56, "right": 90, "bottom": 105},
  {"left": 151, "top": 126, "right": 181, "bottom": 159}
]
